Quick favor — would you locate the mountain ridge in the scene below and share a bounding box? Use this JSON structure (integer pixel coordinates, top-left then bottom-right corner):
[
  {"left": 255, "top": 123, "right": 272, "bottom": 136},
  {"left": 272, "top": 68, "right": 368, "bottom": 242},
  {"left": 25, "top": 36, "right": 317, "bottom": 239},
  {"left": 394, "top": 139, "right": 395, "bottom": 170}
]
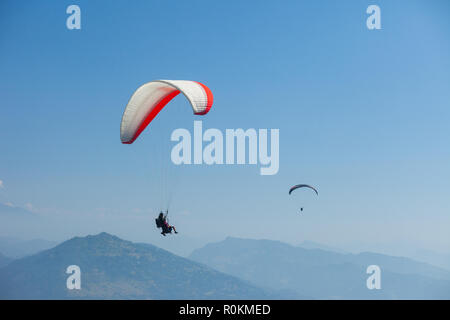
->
[
  {"left": 0, "top": 232, "right": 288, "bottom": 299},
  {"left": 189, "top": 237, "right": 450, "bottom": 299}
]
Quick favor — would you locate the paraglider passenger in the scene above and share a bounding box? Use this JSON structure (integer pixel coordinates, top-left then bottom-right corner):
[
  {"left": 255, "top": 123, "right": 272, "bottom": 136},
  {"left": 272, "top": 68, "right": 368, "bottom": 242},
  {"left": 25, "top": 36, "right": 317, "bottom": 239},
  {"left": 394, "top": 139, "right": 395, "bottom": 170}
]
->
[{"left": 156, "top": 212, "right": 178, "bottom": 236}]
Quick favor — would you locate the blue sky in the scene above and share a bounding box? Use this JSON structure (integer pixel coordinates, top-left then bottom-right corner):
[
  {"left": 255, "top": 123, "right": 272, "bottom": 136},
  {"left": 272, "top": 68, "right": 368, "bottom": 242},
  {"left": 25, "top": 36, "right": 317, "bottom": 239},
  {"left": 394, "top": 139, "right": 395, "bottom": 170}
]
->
[{"left": 1, "top": 1, "right": 449, "bottom": 255}]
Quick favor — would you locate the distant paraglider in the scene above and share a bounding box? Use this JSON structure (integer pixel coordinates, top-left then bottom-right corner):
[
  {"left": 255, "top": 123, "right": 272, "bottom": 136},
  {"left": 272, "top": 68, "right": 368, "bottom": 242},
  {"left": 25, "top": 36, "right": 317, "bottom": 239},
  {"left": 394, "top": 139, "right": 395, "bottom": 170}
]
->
[
  {"left": 289, "top": 184, "right": 318, "bottom": 213},
  {"left": 288, "top": 184, "right": 318, "bottom": 196}
]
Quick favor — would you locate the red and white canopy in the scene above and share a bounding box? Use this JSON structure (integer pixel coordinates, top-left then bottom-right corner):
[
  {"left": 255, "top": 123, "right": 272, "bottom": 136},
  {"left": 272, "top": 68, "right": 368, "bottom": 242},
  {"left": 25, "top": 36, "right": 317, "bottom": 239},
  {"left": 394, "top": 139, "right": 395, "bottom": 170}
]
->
[{"left": 120, "top": 80, "right": 213, "bottom": 144}]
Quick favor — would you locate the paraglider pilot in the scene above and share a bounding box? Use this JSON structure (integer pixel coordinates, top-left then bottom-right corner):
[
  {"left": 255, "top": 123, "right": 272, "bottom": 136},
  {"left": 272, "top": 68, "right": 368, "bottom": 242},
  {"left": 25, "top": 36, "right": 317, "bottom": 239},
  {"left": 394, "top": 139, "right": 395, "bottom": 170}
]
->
[{"left": 155, "top": 211, "right": 178, "bottom": 236}]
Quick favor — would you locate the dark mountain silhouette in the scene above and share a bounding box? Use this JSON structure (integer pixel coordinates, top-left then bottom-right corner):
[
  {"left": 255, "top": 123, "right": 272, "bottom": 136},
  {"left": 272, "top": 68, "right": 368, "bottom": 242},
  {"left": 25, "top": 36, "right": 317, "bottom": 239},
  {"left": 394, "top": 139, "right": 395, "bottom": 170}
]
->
[
  {"left": 189, "top": 237, "right": 450, "bottom": 299},
  {"left": 0, "top": 233, "right": 288, "bottom": 299}
]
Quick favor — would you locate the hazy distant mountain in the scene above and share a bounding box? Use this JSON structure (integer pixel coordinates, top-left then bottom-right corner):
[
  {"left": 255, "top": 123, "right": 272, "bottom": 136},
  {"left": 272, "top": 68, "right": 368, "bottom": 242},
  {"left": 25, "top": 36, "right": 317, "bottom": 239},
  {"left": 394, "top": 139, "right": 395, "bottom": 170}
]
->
[
  {"left": 0, "top": 203, "right": 37, "bottom": 218},
  {"left": 322, "top": 242, "right": 450, "bottom": 272},
  {"left": 399, "top": 248, "right": 450, "bottom": 272},
  {"left": 189, "top": 237, "right": 450, "bottom": 299},
  {"left": 0, "top": 233, "right": 288, "bottom": 299},
  {"left": 0, "top": 253, "right": 12, "bottom": 268},
  {"left": 0, "top": 237, "right": 58, "bottom": 259},
  {"left": 298, "top": 240, "right": 348, "bottom": 254},
  {"left": 350, "top": 251, "right": 450, "bottom": 280},
  {"left": 0, "top": 203, "right": 42, "bottom": 241},
  {"left": 137, "top": 234, "right": 209, "bottom": 258}
]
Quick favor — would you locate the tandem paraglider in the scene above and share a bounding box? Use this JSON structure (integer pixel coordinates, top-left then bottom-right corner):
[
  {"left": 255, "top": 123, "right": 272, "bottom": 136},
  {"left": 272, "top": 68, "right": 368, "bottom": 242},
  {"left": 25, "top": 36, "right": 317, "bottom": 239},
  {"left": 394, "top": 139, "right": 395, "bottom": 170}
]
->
[
  {"left": 120, "top": 80, "right": 214, "bottom": 236},
  {"left": 155, "top": 211, "right": 178, "bottom": 236}
]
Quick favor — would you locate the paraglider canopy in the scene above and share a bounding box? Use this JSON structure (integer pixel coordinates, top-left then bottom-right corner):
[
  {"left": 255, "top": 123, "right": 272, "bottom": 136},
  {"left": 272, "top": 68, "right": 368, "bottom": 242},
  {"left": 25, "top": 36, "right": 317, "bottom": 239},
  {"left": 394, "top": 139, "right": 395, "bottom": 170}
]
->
[
  {"left": 289, "top": 184, "right": 318, "bottom": 213},
  {"left": 120, "top": 80, "right": 213, "bottom": 144},
  {"left": 288, "top": 184, "right": 318, "bottom": 195}
]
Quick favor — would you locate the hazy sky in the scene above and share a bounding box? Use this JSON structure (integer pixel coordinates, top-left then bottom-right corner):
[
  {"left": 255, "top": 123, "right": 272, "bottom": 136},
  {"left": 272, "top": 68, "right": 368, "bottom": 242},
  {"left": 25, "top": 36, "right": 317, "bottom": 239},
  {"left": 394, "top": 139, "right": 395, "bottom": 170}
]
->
[{"left": 1, "top": 1, "right": 449, "bottom": 255}]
